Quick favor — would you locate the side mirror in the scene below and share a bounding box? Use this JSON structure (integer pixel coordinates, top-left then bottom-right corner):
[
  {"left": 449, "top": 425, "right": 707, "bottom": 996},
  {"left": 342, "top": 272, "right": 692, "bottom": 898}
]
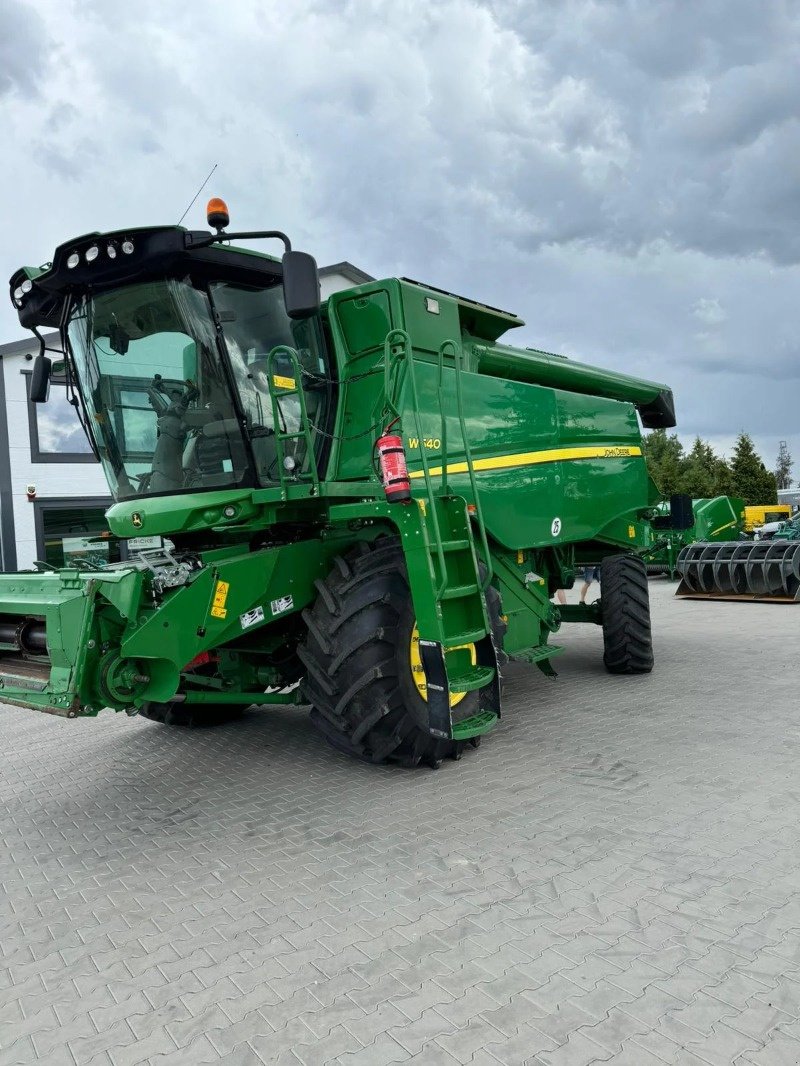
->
[
  {"left": 282, "top": 250, "right": 320, "bottom": 319},
  {"left": 30, "top": 354, "right": 52, "bottom": 403}
]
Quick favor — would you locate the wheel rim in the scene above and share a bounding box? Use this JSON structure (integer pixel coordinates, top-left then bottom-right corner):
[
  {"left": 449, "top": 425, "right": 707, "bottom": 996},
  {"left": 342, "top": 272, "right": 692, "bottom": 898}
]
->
[{"left": 409, "top": 624, "right": 475, "bottom": 708}]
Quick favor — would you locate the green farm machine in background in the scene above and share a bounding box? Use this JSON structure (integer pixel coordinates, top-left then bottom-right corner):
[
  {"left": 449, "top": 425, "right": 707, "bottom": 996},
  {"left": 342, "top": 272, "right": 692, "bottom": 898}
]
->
[
  {"left": 639, "top": 490, "right": 800, "bottom": 603},
  {"left": 645, "top": 495, "right": 745, "bottom": 579},
  {"left": 676, "top": 510, "right": 800, "bottom": 603},
  {"left": 3, "top": 199, "right": 681, "bottom": 767}
]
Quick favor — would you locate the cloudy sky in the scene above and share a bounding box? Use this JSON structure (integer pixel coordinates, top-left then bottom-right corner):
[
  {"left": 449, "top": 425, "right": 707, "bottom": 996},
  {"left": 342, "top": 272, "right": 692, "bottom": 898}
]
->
[{"left": 3, "top": 0, "right": 799, "bottom": 476}]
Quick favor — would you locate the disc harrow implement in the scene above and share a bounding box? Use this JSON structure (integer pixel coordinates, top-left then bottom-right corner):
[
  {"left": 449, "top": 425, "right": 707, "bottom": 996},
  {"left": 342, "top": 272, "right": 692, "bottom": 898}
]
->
[{"left": 676, "top": 540, "right": 800, "bottom": 602}]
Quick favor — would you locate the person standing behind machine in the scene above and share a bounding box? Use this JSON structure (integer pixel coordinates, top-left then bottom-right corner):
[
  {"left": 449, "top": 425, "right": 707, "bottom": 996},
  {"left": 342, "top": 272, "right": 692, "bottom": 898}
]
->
[{"left": 579, "top": 565, "right": 600, "bottom": 605}]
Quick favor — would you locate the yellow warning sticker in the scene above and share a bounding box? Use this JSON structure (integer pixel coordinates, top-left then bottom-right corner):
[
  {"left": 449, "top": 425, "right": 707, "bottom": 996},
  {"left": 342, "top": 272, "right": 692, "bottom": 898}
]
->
[
  {"left": 272, "top": 374, "right": 296, "bottom": 391},
  {"left": 628, "top": 525, "right": 636, "bottom": 538},
  {"left": 210, "top": 580, "right": 229, "bottom": 620}
]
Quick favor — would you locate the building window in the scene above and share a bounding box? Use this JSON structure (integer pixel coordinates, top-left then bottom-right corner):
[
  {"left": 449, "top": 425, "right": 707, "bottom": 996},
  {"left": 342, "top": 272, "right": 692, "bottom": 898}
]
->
[
  {"left": 25, "top": 374, "right": 97, "bottom": 464},
  {"left": 33, "top": 499, "right": 121, "bottom": 568}
]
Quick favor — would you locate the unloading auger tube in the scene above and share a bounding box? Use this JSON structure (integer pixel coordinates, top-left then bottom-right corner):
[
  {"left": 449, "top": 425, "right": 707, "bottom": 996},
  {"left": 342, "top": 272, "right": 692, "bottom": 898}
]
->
[{"left": 675, "top": 540, "right": 800, "bottom": 602}]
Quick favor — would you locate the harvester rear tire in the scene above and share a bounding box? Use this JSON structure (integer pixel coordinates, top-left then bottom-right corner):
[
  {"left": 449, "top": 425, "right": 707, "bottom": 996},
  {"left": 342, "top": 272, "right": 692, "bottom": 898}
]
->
[
  {"left": 138, "top": 702, "right": 243, "bottom": 728},
  {"left": 298, "top": 537, "right": 505, "bottom": 768},
  {"left": 601, "top": 554, "right": 653, "bottom": 675}
]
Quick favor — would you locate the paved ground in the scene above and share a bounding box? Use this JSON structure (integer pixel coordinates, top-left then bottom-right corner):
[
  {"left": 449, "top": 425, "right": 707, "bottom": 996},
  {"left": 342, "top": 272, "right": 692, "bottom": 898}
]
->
[{"left": 2, "top": 580, "right": 800, "bottom": 1066}]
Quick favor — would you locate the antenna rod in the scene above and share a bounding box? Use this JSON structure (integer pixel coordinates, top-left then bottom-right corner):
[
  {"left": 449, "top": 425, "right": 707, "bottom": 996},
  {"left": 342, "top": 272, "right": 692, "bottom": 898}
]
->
[{"left": 177, "top": 163, "right": 218, "bottom": 225}]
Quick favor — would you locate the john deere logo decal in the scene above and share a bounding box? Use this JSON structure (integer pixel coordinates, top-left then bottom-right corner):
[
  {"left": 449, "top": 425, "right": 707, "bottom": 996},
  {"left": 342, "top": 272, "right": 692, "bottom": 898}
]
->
[{"left": 131, "top": 512, "right": 143, "bottom": 529}]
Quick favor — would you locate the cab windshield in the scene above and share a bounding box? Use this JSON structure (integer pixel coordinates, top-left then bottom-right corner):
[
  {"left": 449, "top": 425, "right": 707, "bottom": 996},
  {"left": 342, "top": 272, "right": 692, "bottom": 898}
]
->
[
  {"left": 209, "top": 281, "right": 330, "bottom": 485},
  {"left": 66, "top": 277, "right": 329, "bottom": 500}
]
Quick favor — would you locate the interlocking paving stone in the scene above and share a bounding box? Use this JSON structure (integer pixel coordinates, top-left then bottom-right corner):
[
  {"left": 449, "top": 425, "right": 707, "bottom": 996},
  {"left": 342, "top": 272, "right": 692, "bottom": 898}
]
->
[
  {"left": 603, "top": 1043, "right": 666, "bottom": 1066},
  {"left": 538, "top": 1029, "right": 613, "bottom": 1065},
  {"left": 292, "top": 1023, "right": 363, "bottom": 1065},
  {"left": 333, "top": 1032, "right": 411, "bottom": 1064},
  {"left": 2, "top": 582, "right": 800, "bottom": 1065},
  {"left": 387, "top": 1005, "right": 456, "bottom": 1054},
  {"left": 483, "top": 1022, "right": 560, "bottom": 1064}
]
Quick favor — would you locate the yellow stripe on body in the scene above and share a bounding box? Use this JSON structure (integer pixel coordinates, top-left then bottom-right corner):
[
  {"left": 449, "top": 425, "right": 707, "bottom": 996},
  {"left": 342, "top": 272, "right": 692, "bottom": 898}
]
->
[
  {"left": 709, "top": 519, "right": 737, "bottom": 537},
  {"left": 408, "top": 444, "right": 642, "bottom": 480}
]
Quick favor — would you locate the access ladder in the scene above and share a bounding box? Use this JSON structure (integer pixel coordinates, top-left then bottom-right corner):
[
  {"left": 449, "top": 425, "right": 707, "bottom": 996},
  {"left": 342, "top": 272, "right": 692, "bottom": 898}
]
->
[{"left": 381, "top": 329, "right": 501, "bottom": 741}]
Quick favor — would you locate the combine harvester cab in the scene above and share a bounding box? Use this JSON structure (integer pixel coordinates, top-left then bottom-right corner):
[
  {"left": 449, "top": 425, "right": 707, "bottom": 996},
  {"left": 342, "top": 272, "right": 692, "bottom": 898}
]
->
[{"left": 4, "top": 198, "right": 684, "bottom": 766}]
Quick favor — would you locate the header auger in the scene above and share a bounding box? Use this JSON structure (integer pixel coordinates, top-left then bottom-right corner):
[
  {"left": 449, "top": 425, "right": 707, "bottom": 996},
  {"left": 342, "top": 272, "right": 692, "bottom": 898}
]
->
[{"left": 3, "top": 198, "right": 680, "bottom": 767}]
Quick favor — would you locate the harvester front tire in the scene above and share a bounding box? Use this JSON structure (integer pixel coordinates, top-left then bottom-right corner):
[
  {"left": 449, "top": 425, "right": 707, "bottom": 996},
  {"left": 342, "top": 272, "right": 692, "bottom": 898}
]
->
[
  {"left": 601, "top": 554, "right": 653, "bottom": 675},
  {"left": 299, "top": 538, "right": 504, "bottom": 767}
]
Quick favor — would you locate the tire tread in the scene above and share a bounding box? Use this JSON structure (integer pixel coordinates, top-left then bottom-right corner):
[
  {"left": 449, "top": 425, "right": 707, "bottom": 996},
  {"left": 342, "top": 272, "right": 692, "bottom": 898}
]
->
[
  {"left": 601, "top": 554, "right": 654, "bottom": 674},
  {"left": 300, "top": 537, "right": 503, "bottom": 766}
]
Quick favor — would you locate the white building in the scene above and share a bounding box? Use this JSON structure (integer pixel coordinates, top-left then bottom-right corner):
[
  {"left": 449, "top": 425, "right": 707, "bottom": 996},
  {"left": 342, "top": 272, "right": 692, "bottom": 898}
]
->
[
  {"left": 0, "top": 261, "right": 372, "bottom": 571},
  {"left": 778, "top": 488, "right": 800, "bottom": 509},
  {"left": 319, "top": 261, "right": 372, "bottom": 300},
  {"left": 0, "top": 331, "right": 112, "bottom": 571}
]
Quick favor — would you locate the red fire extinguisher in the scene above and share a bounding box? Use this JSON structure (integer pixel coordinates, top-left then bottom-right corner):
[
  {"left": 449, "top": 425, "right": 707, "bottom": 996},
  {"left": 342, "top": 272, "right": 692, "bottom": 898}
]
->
[{"left": 377, "top": 423, "right": 411, "bottom": 503}]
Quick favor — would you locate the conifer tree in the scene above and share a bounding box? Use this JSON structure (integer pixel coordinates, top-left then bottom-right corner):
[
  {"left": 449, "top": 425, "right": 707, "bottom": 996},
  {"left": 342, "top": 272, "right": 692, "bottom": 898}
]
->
[
  {"left": 730, "top": 433, "right": 778, "bottom": 505},
  {"left": 774, "top": 441, "right": 793, "bottom": 491}
]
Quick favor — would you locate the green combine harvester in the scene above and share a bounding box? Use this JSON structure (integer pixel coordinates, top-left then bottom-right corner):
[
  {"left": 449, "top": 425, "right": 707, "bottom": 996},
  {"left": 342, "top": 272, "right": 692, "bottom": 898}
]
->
[
  {"left": 3, "top": 199, "right": 681, "bottom": 766},
  {"left": 645, "top": 495, "right": 744, "bottom": 579}
]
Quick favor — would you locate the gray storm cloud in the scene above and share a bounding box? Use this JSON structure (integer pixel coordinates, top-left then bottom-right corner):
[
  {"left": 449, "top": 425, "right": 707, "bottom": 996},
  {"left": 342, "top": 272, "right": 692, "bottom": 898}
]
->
[{"left": 2, "top": 0, "right": 798, "bottom": 471}]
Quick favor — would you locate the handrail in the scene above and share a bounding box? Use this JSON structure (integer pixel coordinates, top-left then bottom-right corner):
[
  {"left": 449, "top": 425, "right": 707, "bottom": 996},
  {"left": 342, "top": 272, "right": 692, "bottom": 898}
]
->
[
  {"left": 265, "top": 345, "right": 320, "bottom": 494},
  {"left": 440, "top": 339, "right": 493, "bottom": 589},
  {"left": 383, "top": 329, "right": 448, "bottom": 598},
  {"left": 436, "top": 345, "right": 449, "bottom": 495},
  {"left": 382, "top": 336, "right": 404, "bottom": 423}
]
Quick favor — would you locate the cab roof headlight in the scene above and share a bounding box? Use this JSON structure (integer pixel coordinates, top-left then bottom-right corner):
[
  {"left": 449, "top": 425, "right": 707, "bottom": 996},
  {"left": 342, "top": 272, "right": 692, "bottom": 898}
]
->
[
  {"left": 122, "top": 240, "right": 134, "bottom": 255},
  {"left": 107, "top": 242, "right": 117, "bottom": 259},
  {"left": 67, "top": 252, "right": 80, "bottom": 269},
  {"left": 13, "top": 286, "right": 23, "bottom": 301},
  {"left": 21, "top": 279, "right": 33, "bottom": 293},
  {"left": 85, "top": 245, "right": 99, "bottom": 263}
]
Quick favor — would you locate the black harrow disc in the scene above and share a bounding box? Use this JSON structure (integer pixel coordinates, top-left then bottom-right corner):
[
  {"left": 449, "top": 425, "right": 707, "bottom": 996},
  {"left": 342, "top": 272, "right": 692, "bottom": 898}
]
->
[{"left": 676, "top": 540, "right": 800, "bottom": 601}]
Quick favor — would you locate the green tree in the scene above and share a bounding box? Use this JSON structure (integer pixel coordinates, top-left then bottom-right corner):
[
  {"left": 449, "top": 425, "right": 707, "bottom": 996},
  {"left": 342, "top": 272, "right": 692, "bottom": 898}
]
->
[
  {"left": 729, "top": 433, "right": 778, "bottom": 505},
  {"left": 774, "top": 440, "right": 793, "bottom": 491},
  {"left": 642, "top": 430, "right": 684, "bottom": 494},
  {"left": 677, "top": 437, "right": 729, "bottom": 498},
  {"left": 710, "top": 454, "right": 733, "bottom": 497}
]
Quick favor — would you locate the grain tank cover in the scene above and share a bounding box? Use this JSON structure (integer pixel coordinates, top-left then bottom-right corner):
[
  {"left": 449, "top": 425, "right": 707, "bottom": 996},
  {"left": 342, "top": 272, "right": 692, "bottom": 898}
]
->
[
  {"left": 399, "top": 277, "right": 675, "bottom": 427},
  {"left": 401, "top": 277, "right": 524, "bottom": 342}
]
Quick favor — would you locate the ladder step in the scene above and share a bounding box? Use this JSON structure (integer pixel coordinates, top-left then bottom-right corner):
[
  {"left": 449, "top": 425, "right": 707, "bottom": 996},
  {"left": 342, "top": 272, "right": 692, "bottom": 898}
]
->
[
  {"left": 439, "top": 539, "right": 471, "bottom": 552},
  {"left": 449, "top": 665, "right": 495, "bottom": 694},
  {"left": 440, "top": 582, "right": 480, "bottom": 600},
  {"left": 444, "top": 627, "right": 487, "bottom": 647},
  {"left": 452, "top": 709, "right": 498, "bottom": 740}
]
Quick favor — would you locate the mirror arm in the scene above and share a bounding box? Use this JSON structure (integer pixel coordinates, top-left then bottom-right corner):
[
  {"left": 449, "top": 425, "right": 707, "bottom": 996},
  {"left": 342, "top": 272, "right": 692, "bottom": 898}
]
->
[
  {"left": 188, "top": 230, "right": 292, "bottom": 252},
  {"left": 31, "top": 325, "right": 63, "bottom": 359}
]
